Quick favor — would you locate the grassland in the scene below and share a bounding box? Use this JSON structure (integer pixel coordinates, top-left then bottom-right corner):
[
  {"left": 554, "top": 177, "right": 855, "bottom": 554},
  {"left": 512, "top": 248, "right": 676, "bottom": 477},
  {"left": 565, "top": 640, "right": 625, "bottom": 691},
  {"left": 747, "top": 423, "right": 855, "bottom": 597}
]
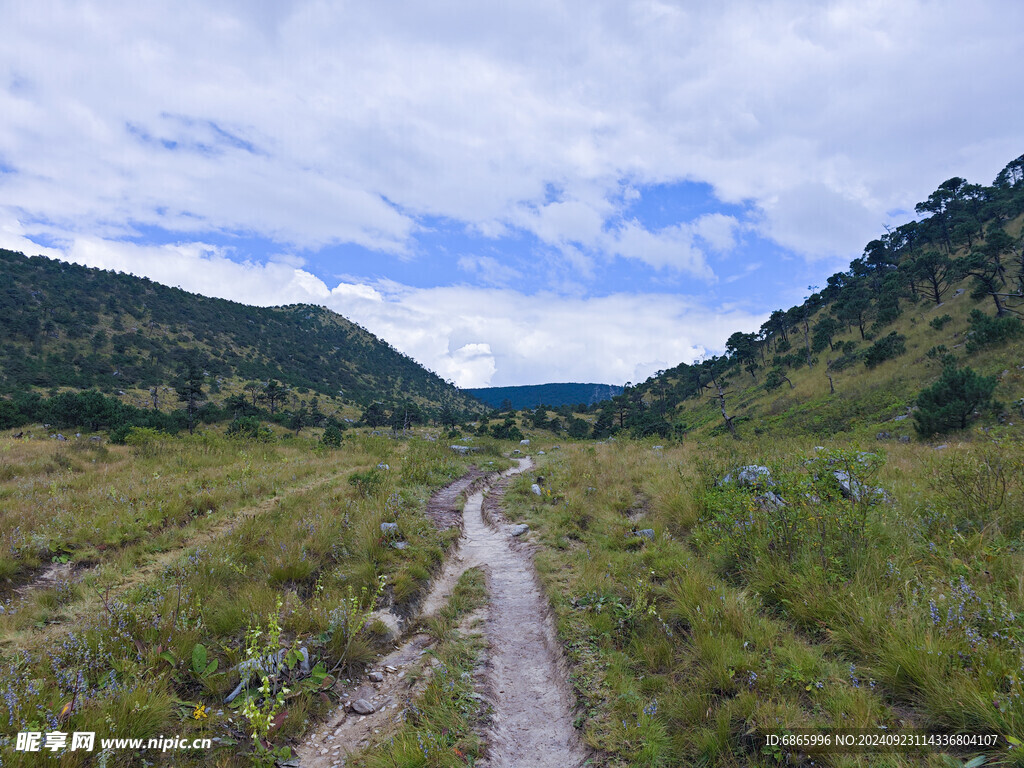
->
[
  {"left": 0, "top": 428, "right": 508, "bottom": 766},
  {"left": 508, "top": 435, "right": 1024, "bottom": 767}
]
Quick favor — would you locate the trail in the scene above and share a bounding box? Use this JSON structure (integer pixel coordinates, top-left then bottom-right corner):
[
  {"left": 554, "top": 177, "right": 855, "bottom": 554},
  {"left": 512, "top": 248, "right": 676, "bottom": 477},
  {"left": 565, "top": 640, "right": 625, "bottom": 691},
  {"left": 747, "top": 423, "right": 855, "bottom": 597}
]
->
[{"left": 296, "top": 458, "right": 588, "bottom": 768}]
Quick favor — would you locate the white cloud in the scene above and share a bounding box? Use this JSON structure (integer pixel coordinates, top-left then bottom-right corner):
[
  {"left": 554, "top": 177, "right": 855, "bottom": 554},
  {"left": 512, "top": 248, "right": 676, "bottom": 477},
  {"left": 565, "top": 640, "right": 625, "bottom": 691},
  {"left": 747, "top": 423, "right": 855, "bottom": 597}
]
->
[
  {"left": 1, "top": 0, "right": 1020, "bottom": 266},
  {"left": 457, "top": 254, "right": 522, "bottom": 287}
]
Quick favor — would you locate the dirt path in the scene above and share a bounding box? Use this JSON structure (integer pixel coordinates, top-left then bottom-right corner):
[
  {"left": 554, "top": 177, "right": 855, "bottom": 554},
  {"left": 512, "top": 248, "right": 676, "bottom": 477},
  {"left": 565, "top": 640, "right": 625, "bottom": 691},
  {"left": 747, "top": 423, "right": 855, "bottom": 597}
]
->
[
  {"left": 296, "top": 458, "right": 588, "bottom": 768},
  {"left": 469, "top": 460, "right": 587, "bottom": 768}
]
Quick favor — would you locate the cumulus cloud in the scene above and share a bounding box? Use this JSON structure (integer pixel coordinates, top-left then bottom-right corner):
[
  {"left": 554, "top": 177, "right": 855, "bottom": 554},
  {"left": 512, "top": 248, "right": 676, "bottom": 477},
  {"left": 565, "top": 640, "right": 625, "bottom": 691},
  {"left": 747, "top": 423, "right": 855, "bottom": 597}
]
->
[{"left": 1, "top": 0, "right": 1021, "bottom": 266}]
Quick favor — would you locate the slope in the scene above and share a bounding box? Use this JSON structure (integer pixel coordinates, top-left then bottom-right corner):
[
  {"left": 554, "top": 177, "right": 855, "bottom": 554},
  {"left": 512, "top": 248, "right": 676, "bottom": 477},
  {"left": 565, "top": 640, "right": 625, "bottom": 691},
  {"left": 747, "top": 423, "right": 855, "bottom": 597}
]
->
[{"left": 0, "top": 249, "right": 479, "bottom": 414}]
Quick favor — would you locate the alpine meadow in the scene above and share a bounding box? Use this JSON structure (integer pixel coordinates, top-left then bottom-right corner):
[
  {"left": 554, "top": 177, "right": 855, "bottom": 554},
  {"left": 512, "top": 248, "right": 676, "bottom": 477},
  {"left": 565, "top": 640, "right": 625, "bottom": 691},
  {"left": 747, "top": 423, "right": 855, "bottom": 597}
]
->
[{"left": 3, "top": 3, "right": 1024, "bottom": 766}]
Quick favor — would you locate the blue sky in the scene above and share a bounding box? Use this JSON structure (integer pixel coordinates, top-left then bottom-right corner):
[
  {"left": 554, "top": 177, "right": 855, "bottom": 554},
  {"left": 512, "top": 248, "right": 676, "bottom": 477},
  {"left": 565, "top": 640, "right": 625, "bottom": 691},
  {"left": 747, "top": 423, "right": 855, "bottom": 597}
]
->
[{"left": 1, "top": 1, "right": 1022, "bottom": 386}]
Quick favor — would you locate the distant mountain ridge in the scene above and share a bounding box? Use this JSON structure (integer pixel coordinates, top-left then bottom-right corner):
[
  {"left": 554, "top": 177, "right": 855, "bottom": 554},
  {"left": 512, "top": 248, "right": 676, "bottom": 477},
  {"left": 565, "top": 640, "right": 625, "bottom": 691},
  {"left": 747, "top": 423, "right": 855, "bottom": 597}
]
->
[
  {"left": 467, "top": 382, "right": 624, "bottom": 409},
  {"left": 0, "top": 249, "right": 480, "bottom": 414}
]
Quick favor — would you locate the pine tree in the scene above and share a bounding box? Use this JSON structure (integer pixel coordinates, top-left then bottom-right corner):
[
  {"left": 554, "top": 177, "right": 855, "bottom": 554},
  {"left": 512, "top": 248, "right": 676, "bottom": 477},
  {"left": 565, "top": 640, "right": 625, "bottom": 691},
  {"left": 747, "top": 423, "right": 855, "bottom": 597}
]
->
[{"left": 914, "top": 364, "right": 996, "bottom": 437}]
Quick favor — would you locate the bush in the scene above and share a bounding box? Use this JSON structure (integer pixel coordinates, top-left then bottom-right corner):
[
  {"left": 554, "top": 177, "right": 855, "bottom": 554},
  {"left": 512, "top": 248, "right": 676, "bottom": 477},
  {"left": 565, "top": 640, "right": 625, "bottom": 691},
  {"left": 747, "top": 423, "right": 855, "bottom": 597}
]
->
[
  {"left": 348, "top": 468, "right": 386, "bottom": 497},
  {"left": 489, "top": 417, "right": 524, "bottom": 441},
  {"left": 320, "top": 424, "right": 343, "bottom": 448},
  {"left": 929, "top": 314, "right": 953, "bottom": 330},
  {"left": 226, "top": 416, "right": 274, "bottom": 442},
  {"left": 965, "top": 309, "right": 1023, "bottom": 352},
  {"left": 864, "top": 332, "right": 906, "bottom": 369},
  {"left": 914, "top": 364, "right": 997, "bottom": 437}
]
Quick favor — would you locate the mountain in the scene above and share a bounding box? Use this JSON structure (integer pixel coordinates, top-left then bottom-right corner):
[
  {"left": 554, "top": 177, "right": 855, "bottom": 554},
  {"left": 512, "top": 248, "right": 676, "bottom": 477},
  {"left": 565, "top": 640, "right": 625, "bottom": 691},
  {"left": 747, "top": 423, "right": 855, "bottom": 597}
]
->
[
  {"left": 467, "top": 382, "right": 624, "bottom": 410},
  {"left": 575, "top": 153, "right": 1024, "bottom": 440},
  {"left": 0, "top": 249, "right": 480, "bottom": 414}
]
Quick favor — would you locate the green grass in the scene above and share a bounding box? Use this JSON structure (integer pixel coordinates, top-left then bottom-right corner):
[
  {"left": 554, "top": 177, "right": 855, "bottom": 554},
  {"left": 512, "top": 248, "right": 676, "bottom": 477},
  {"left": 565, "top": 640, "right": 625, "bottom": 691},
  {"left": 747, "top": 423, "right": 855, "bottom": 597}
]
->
[
  {"left": 510, "top": 438, "right": 1024, "bottom": 767},
  {"left": 0, "top": 429, "right": 512, "bottom": 767}
]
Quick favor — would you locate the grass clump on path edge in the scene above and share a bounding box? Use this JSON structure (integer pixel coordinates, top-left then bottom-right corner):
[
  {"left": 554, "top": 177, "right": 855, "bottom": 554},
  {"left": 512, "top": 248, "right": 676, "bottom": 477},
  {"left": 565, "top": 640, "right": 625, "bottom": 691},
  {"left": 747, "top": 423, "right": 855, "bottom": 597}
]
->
[{"left": 349, "top": 566, "right": 489, "bottom": 768}]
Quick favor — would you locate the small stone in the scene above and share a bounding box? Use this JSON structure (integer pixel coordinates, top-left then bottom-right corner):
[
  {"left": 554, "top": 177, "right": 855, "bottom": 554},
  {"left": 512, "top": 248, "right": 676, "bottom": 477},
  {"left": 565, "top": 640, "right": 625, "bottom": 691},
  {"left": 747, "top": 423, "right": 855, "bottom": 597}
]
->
[
  {"left": 380, "top": 522, "right": 399, "bottom": 536},
  {"left": 509, "top": 524, "right": 529, "bottom": 537},
  {"left": 385, "top": 665, "right": 398, "bottom": 673},
  {"left": 520, "top": 439, "right": 530, "bottom": 445},
  {"left": 320, "top": 748, "right": 329, "bottom": 756},
  {"left": 391, "top": 541, "right": 409, "bottom": 550},
  {"left": 530, "top": 483, "right": 542, "bottom": 495},
  {"left": 351, "top": 699, "right": 375, "bottom": 715},
  {"left": 635, "top": 528, "right": 655, "bottom": 540},
  {"left": 718, "top": 465, "right": 773, "bottom": 488},
  {"left": 368, "top": 671, "right": 384, "bottom": 682}
]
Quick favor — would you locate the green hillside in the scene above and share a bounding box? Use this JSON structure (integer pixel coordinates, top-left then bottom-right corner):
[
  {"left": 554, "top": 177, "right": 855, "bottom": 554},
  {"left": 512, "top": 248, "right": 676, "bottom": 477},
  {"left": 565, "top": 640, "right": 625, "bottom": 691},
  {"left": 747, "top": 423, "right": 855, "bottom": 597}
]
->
[
  {"left": 575, "top": 153, "right": 1024, "bottom": 442},
  {"left": 0, "top": 249, "right": 480, "bottom": 417}
]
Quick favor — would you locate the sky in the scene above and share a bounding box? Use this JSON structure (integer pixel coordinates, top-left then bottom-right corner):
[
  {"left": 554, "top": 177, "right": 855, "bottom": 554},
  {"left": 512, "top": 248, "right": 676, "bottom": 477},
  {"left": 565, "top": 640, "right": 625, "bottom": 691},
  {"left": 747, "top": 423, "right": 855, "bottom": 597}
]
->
[{"left": 1, "top": 1, "right": 1022, "bottom": 388}]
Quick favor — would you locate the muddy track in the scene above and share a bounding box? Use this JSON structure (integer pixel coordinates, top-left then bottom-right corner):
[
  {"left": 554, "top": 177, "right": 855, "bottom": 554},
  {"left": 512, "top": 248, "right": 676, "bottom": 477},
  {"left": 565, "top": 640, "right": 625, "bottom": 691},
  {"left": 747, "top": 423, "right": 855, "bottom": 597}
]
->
[{"left": 297, "top": 458, "right": 588, "bottom": 768}]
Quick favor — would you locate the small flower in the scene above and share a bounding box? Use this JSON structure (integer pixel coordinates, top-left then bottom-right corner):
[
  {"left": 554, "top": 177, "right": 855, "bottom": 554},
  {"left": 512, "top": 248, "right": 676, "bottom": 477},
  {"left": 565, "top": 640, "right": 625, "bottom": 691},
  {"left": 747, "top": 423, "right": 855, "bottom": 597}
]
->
[{"left": 193, "top": 704, "right": 208, "bottom": 720}]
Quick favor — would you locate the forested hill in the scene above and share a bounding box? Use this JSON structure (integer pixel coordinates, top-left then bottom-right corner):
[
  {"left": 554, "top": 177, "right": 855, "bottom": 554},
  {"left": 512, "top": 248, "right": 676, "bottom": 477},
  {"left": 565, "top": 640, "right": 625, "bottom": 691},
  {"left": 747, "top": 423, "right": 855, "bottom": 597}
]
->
[
  {"left": 0, "top": 249, "right": 479, "bottom": 413},
  {"left": 579, "top": 152, "right": 1024, "bottom": 440},
  {"left": 467, "top": 382, "right": 624, "bottom": 409}
]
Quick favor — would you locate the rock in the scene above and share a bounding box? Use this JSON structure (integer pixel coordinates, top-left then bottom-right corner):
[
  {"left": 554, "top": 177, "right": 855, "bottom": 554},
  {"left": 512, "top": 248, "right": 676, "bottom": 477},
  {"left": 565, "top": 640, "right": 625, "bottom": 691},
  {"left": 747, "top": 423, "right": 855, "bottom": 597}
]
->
[
  {"left": 652, "top": 445, "right": 664, "bottom": 451},
  {"left": 935, "top": 444, "right": 948, "bottom": 451},
  {"left": 351, "top": 699, "right": 375, "bottom": 715},
  {"left": 368, "top": 671, "right": 384, "bottom": 683},
  {"left": 898, "top": 435, "right": 911, "bottom": 443},
  {"left": 893, "top": 414, "right": 909, "bottom": 421},
  {"left": 385, "top": 665, "right": 398, "bottom": 673},
  {"left": 530, "top": 483, "right": 542, "bottom": 496},
  {"left": 512, "top": 449, "right": 521, "bottom": 455},
  {"left": 391, "top": 541, "right": 409, "bottom": 550},
  {"left": 953, "top": 288, "right": 965, "bottom": 296},
  {"left": 635, "top": 529, "right": 655, "bottom": 540},
  {"left": 380, "top": 522, "right": 399, "bottom": 536},
  {"left": 719, "top": 465, "right": 774, "bottom": 488},
  {"left": 832, "top": 470, "right": 890, "bottom": 504},
  {"left": 509, "top": 524, "right": 529, "bottom": 537},
  {"left": 876, "top": 431, "right": 891, "bottom": 440},
  {"left": 754, "top": 491, "right": 787, "bottom": 510},
  {"left": 55, "top": 433, "right": 67, "bottom": 441},
  {"left": 537, "top": 450, "right": 546, "bottom": 455},
  {"left": 225, "top": 646, "right": 311, "bottom": 703},
  {"left": 520, "top": 439, "right": 530, "bottom": 446},
  {"left": 449, "top": 445, "right": 471, "bottom": 455},
  {"left": 377, "top": 463, "right": 390, "bottom": 470}
]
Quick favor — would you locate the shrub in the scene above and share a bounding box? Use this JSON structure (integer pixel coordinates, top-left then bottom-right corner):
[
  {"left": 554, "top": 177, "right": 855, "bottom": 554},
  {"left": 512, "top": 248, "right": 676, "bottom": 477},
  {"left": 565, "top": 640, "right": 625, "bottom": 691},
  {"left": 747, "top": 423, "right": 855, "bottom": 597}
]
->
[
  {"left": 348, "top": 468, "right": 386, "bottom": 497},
  {"left": 929, "top": 314, "right": 953, "bottom": 330},
  {"left": 965, "top": 309, "right": 1024, "bottom": 352},
  {"left": 226, "top": 416, "right": 274, "bottom": 442},
  {"left": 320, "top": 424, "right": 343, "bottom": 447},
  {"left": 864, "top": 332, "right": 906, "bottom": 369},
  {"left": 914, "top": 364, "right": 997, "bottom": 437},
  {"left": 489, "top": 417, "right": 524, "bottom": 441}
]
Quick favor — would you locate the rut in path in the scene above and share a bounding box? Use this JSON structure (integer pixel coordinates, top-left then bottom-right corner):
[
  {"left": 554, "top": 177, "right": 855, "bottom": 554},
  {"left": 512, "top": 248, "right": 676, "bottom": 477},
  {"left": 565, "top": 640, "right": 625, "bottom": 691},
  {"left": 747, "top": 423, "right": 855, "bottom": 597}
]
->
[{"left": 296, "top": 458, "right": 588, "bottom": 768}]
